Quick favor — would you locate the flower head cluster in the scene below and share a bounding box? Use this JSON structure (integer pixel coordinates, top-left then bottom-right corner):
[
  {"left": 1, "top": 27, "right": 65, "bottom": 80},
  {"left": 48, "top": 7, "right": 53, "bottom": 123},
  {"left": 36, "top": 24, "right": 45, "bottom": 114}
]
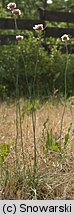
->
[
  {"left": 16, "top": 35, "right": 24, "bottom": 41},
  {"left": 12, "top": 9, "right": 21, "bottom": 16},
  {"left": 33, "top": 24, "right": 44, "bottom": 32},
  {"left": 7, "top": 2, "right": 16, "bottom": 10},
  {"left": 61, "top": 34, "right": 70, "bottom": 42},
  {"left": 7, "top": 2, "right": 21, "bottom": 16}
]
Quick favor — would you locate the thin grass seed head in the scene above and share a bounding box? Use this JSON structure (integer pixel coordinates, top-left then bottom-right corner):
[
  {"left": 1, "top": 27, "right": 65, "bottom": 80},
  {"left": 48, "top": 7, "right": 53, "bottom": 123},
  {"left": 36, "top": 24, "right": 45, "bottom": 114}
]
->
[
  {"left": 7, "top": 2, "right": 16, "bottom": 10},
  {"left": 61, "top": 34, "right": 70, "bottom": 42},
  {"left": 33, "top": 24, "right": 44, "bottom": 31},
  {"left": 16, "top": 35, "right": 24, "bottom": 41},
  {"left": 12, "top": 8, "right": 21, "bottom": 16}
]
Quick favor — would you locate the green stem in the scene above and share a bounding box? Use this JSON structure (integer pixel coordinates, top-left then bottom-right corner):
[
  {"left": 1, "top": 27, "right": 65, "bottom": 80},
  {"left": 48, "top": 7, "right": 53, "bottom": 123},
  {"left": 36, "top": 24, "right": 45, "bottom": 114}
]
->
[
  {"left": 19, "top": 44, "right": 31, "bottom": 97},
  {"left": 18, "top": 101, "right": 25, "bottom": 164},
  {"left": 32, "top": 36, "right": 41, "bottom": 176},
  {"left": 15, "top": 70, "right": 19, "bottom": 155},
  {"left": 14, "top": 17, "right": 18, "bottom": 32},
  {"left": 33, "top": 37, "right": 40, "bottom": 99},
  {"left": 60, "top": 42, "right": 68, "bottom": 143},
  {"left": 32, "top": 109, "right": 36, "bottom": 175},
  {"left": 14, "top": 17, "right": 24, "bottom": 166}
]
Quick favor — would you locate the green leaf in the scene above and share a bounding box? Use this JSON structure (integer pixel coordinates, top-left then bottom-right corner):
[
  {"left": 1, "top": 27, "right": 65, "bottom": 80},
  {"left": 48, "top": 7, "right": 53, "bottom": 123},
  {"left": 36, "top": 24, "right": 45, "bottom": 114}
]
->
[
  {"left": 58, "top": 144, "right": 63, "bottom": 154},
  {"left": 1, "top": 143, "right": 10, "bottom": 155},
  {"left": 46, "top": 129, "right": 52, "bottom": 147},
  {"left": 43, "top": 118, "right": 49, "bottom": 129},
  {"left": 64, "top": 133, "right": 69, "bottom": 146},
  {"left": 68, "top": 123, "right": 72, "bottom": 133},
  {"left": 0, "top": 143, "right": 10, "bottom": 163},
  {"left": 52, "top": 140, "right": 63, "bottom": 153},
  {"left": 52, "top": 142, "right": 58, "bottom": 151},
  {"left": 11, "top": 140, "right": 16, "bottom": 147}
]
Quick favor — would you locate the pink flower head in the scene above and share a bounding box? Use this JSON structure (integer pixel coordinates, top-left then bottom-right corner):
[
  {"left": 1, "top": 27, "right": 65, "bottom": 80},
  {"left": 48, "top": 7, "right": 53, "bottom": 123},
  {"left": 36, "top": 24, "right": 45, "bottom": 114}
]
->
[
  {"left": 33, "top": 24, "right": 44, "bottom": 31},
  {"left": 7, "top": 2, "right": 16, "bottom": 10},
  {"left": 12, "top": 8, "right": 21, "bottom": 16},
  {"left": 61, "top": 34, "right": 70, "bottom": 42},
  {"left": 16, "top": 35, "right": 24, "bottom": 41}
]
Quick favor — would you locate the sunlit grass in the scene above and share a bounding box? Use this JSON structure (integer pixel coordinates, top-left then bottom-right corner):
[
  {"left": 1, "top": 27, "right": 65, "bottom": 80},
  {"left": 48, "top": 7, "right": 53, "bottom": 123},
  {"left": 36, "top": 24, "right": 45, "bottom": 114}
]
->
[{"left": 0, "top": 98, "right": 74, "bottom": 199}]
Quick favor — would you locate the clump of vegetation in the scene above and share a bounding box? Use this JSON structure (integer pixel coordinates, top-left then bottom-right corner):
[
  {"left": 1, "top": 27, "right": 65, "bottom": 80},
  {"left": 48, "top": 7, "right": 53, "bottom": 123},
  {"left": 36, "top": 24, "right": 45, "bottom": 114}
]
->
[{"left": 0, "top": 99, "right": 74, "bottom": 199}]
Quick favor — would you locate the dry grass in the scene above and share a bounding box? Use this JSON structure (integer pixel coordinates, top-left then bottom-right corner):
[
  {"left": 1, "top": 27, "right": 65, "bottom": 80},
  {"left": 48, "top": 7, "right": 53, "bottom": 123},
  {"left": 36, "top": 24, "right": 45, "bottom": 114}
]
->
[{"left": 0, "top": 98, "right": 74, "bottom": 200}]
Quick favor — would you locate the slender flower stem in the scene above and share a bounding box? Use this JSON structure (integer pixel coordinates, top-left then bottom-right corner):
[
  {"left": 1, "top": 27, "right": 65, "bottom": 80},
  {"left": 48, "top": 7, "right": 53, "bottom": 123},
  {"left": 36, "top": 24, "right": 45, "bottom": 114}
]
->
[
  {"left": 18, "top": 101, "right": 25, "bottom": 164},
  {"left": 15, "top": 68, "right": 19, "bottom": 156},
  {"left": 33, "top": 35, "right": 41, "bottom": 98},
  {"left": 14, "top": 17, "right": 24, "bottom": 165},
  {"left": 19, "top": 44, "right": 31, "bottom": 97},
  {"left": 14, "top": 16, "right": 18, "bottom": 155},
  {"left": 60, "top": 42, "right": 69, "bottom": 143},
  {"left": 32, "top": 109, "right": 36, "bottom": 175},
  {"left": 32, "top": 35, "right": 41, "bottom": 177},
  {"left": 33, "top": 46, "right": 39, "bottom": 96},
  {"left": 14, "top": 17, "right": 18, "bottom": 31},
  {"left": 18, "top": 34, "right": 40, "bottom": 176}
]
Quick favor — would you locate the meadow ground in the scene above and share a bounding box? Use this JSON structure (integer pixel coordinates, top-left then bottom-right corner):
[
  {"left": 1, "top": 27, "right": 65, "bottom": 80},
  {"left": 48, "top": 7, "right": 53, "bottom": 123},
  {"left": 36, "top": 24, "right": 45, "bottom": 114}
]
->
[{"left": 0, "top": 98, "right": 74, "bottom": 199}]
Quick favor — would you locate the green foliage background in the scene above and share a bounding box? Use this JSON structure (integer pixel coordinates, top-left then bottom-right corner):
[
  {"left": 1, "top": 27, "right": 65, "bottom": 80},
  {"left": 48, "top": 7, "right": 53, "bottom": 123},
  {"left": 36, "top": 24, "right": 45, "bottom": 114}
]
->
[{"left": 0, "top": 0, "right": 74, "bottom": 99}]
